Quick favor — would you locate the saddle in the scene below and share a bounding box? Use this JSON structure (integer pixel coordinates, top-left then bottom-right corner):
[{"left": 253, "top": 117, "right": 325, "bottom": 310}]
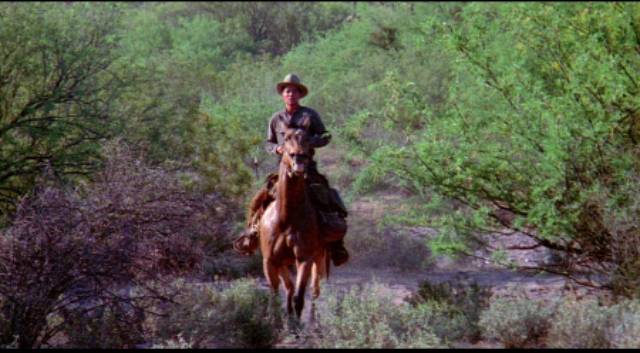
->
[{"left": 233, "top": 172, "right": 347, "bottom": 254}]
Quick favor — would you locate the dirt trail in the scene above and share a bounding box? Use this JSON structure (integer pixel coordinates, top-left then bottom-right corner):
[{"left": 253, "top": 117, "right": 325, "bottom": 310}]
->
[
  {"left": 248, "top": 152, "right": 612, "bottom": 348},
  {"left": 259, "top": 264, "right": 569, "bottom": 315},
  {"left": 267, "top": 263, "right": 570, "bottom": 348},
  {"left": 265, "top": 186, "right": 580, "bottom": 348}
]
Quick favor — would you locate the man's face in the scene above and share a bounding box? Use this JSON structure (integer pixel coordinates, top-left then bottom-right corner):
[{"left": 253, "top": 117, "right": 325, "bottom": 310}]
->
[{"left": 281, "top": 85, "right": 302, "bottom": 106}]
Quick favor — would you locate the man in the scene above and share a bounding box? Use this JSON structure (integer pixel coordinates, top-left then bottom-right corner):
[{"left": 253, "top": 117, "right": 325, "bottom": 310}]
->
[{"left": 233, "top": 73, "right": 349, "bottom": 266}]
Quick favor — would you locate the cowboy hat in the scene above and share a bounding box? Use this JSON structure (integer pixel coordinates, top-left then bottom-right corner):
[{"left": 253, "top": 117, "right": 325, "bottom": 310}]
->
[{"left": 276, "top": 73, "right": 308, "bottom": 98}]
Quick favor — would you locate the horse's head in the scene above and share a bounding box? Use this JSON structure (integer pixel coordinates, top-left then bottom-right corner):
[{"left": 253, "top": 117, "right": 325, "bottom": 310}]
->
[{"left": 282, "top": 127, "right": 311, "bottom": 178}]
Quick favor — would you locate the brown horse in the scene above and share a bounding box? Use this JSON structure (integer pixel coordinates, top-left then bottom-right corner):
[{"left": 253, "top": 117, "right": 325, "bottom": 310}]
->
[{"left": 258, "top": 126, "right": 327, "bottom": 318}]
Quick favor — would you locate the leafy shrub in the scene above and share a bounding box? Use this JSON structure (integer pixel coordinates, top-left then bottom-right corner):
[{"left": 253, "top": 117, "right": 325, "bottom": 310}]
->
[
  {"left": 0, "top": 144, "right": 234, "bottom": 348},
  {"left": 203, "top": 250, "right": 263, "bottom": 280},
  {"left": 547, "top": 296, "right": 626, "bottom": 348},
  {"left": 60, "top": 302, "right": 145, "bottom": 349},
  {"left": 0, "top": 296, "right": 16, "bottom": 348},
  {"left": 407, "top": 300, "right": 467, "bottom": 345},
  {"left": 0, "top": 2, "right": 133, "bottom": 216},
  {"left": 354, "top": 2, "right": 640, "bottom": 293},
  {"left": 150, "top": 278, "right": 283, "bottom": 348},
  {"left": 347, "top": 224, "right": 432, "bottom": 271},
  {"left": 410, "top": 279, "right": 492, "bottom": 342},
  {"left": 151, "top": 334, "right": 193, "bottom": 349},
  {"left": 608, "top": 299, "right": 640, "bottom": 348},
  {"left": 314, "top": 282, "right": 442, "bottom": 348},
  {"left": 479, "top": 293, "right": 553, "bottom": 348}
]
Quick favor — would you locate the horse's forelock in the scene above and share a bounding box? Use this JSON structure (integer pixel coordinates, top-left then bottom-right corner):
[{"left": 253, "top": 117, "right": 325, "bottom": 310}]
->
[{"left": 284, "top": 128, "right": 308, "bottom": 145}]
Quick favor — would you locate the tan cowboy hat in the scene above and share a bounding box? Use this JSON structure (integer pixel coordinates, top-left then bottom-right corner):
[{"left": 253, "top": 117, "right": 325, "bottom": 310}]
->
[{"left": 276, "top": 73, "right": 308, "bottom": 98}]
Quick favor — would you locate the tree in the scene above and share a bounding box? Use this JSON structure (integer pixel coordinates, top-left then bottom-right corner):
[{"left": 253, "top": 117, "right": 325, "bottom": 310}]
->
[
  {"left": 0, "top": 3, "right": 133, "bottom": 217},
  {"left": 359, "top": 3, "right": 640, "bottom": 295}
]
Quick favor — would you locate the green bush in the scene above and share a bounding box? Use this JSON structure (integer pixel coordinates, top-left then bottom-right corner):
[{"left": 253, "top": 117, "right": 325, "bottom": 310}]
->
[
  {"left": 410, "top": 279, "right": 492, "bottom": 342},
  {"left": 314, "top": 282, "right": 443, "bottom": 348},
  {"left": 347, "top": 224, "right": 433, "bottom": 271},
  {"left": 408, "top": 300, "right": 467, "bottom": 345},
  {"left": 479, "top": 293, "right": 553, "bottom": 348},
  {"left": 354, "top": 2, "right": 640, "bottom": 292},
  {"left": 150, "top": 278, "right": 282, "bottom": 348},
  {"left": 546, "top": 296, "right": 640, "bottom": 348},
  {"left": 608, "top": 299, "right": 640, "bottom": 348}
]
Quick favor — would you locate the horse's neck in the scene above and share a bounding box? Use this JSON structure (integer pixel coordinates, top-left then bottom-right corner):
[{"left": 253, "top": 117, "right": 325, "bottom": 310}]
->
[{"left": 276, "top": 162, "right": 307, "bottom": 223}]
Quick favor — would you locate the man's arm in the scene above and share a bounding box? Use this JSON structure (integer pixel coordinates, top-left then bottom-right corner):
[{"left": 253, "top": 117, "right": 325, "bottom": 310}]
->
[
  {"left": 309, "top": 111, "right": 331, "bottom": 148},
  {"left": 265, "top": 115, "right": 281, "bottom": 154}
]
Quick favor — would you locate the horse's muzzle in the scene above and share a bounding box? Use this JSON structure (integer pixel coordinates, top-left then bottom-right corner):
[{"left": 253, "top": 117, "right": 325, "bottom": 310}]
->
[{"left": 288, "top": 162, "right": 306, "bottom": 177}]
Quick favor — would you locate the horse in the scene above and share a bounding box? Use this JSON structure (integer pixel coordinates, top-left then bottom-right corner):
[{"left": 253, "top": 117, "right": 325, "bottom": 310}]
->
[{"left": 258, "top": 125, "right": 328, "bottom": 319}]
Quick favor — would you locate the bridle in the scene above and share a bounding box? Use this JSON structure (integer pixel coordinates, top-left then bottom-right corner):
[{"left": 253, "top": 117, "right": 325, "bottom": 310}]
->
[{"left": 283, "top": 129, "right": 311, "bottom": 179}]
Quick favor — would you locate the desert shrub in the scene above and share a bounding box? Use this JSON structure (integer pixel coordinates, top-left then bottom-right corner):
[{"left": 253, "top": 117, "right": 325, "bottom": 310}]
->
[
  {"left": 0, "top": 296, "right": 16, "bottom": 348},
  {"left": 314, "top": 282, "right": 442, "bottom": 348},
  {"left": 348, "top": 224, "right": 432, "bottom": 271},
  {"left": 0, "top": 143, "right": 235, "bottom": 348},
  {"left": 608, "top": 299, "right": 640, "bottom": 348},
  {"left": 60, "top": 302, "right": 145, "bottom": 349},
  {"left": 150, "top": 278, "right": 282, "bottom": 348},
  {"left": 547, "top": 296, "right": 614, "bottom": 348},
  {"left": 354, "top": 2, "right": 640, "bottom": 294},
  {"left": 203, "top": 251, "right": 263, "bottom": 280},
  {"left": 409, "top": 279, "right": 492, "bottom": 342},
  {"left": 151, "top": 334, "right": 193, "bottom": 349},
  {"left": 479, "top": 293, "right": 553, "bottom": 348},
  {"left": 545, "top": 296, "right": 640, "bottom": 348},
  {"left": 407, "top": 300, "right": 467, "bottom": 345}
]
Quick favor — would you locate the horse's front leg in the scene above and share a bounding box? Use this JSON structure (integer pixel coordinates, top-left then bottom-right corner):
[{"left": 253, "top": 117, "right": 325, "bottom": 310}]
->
[
  {"left": 279, "top": 265, "right": 294, "bottom": 315},
  {"left": 293, "top": 259, "right": 313, "bottom": 319},
  {"left": 263, "top": 259, "right": 280, "bottom": 294}
]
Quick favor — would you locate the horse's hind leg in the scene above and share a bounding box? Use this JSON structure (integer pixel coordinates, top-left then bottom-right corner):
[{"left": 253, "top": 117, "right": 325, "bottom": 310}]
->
[{"left": 279, "top": 265, "right": 294, "bottom": 315}]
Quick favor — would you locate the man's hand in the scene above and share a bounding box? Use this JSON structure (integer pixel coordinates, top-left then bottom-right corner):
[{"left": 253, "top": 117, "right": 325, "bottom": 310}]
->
[{"left": 276, "top": 145, "right": 284, "bottom": 155}]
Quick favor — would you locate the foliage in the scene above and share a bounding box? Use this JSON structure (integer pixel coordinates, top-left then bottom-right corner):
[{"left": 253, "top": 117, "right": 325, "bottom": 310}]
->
[
  {"left": 0, "top": 143, "right": 232, "bottom": 348},
  {"left": 151, "top": 334, "right": 193, "bottom": 349},
  {"left": 347, "top": 223, "right": 433, "bottom": 271},
  {"left": 0, "top": 2, "right": 130, "bottom": 216},
  {"left": 608, "top": 299, "right": 640, "bottom": 348},
  {"left": 409, "top": 279, "right": 493, "bottom": 342},
  {"left": 4, "top": 3, "right": 640, "bottom": 348},
  {"left": 479, "top": 292, "right": 554, "bottom": 348},
  {"left": 355, "top": 2, "right": 640, "bottom": 293},
  {"left": 149, "top": 278, "right": 283, "bottom": 348},
  {"left": 188, "top": 2, "right": 353, "bottom": 56},
  {"left": 60, "top": 302, "right": 145, "bottom": 349},
  {"left": 547, "top": 296, "right": 614, "bottom": 348},
  {"left": 547, "top": 296, "right": 640, "bottom": 348},
  {"left": 314, "top": 282, "right": 443, "bottom": 348}
]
